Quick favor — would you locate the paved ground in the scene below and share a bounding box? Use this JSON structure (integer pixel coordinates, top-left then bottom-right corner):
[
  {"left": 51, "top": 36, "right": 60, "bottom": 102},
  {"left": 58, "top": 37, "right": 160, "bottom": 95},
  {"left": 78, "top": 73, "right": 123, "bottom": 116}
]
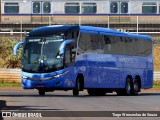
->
[{"left": 0, "top": 88, "right": 160, "bottom": 120}]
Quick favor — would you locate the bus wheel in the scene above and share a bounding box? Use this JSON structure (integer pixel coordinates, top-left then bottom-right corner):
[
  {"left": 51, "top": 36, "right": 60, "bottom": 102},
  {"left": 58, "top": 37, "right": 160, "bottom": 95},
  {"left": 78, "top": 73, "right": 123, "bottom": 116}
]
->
[
  {"left": 73, "top": 78, "right": 80, "bottom": 96},
  {"left": 38, "top": 90, "right": 45, "bottom": 96},
  {"left": 131, "top": 80, "right": 139, "bottom": 95},
  {"left": 125, "top": 78, "right": 132, "bottom": 95},
  {"left": 117, "top": 78, "right": 132, "bottom": 96}
]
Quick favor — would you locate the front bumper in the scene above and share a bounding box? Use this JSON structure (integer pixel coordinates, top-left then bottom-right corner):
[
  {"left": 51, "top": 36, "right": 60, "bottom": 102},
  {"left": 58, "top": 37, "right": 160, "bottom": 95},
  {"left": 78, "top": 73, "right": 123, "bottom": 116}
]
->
[{"left": 22, "top": 77, "right": 65, "bottom": 89}]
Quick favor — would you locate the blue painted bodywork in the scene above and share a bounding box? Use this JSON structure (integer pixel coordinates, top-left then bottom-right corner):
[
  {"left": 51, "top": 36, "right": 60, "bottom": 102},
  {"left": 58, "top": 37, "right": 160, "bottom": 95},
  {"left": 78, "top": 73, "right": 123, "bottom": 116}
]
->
[
  {"left": 74, "top": 54, "right": 153, "bottom": 89},
  {"left": 21, "top": 68, "right": 74, "bottom": 89},
  {"left": 14, "top": 25, "right": 153, "bottom": 90}
]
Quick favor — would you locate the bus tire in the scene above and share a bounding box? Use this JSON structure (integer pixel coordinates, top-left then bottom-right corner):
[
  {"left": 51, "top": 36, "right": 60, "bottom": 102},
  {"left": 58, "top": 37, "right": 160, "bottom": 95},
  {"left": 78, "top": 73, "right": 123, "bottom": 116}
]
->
[
  {"left": 73, "top": 78, "right": 80, "bottom": 96},
  {"left": 38, "top": 90, "right": 45, "bottom": 96},
  {"left": 131, "top": 80, "right": 139, "bottom": 95},
  {"left": 124, "top": 78, "right": 132, "bottom": 96},
  {"left": 117, "top": 78, "right": 132, "bottom": 96}
]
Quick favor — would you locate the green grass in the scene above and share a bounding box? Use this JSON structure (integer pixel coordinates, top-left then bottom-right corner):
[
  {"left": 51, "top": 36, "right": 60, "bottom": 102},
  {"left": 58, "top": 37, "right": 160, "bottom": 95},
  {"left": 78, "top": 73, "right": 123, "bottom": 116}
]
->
[
  {"left": 153, "top": 80, "right": 160, "bottom": 88},
  {"left": 0, "top": 80, "right": 21, "bottom": 87},
  {"left": 0, "top": 82, "right": 21, "bottom": 87},
  {"left": 153, "top": 86, "right": 160, "bottom": 88}
]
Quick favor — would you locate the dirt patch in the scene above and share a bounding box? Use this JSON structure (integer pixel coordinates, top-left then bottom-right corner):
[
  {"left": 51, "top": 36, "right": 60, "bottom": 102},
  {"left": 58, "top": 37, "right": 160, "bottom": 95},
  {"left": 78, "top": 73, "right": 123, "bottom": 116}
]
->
[
  {"left": 141, "top": 88, "right": 160, "bottom": 92},
  {"left": 0, "top": 87, "right": 22, "bottom": 90}
]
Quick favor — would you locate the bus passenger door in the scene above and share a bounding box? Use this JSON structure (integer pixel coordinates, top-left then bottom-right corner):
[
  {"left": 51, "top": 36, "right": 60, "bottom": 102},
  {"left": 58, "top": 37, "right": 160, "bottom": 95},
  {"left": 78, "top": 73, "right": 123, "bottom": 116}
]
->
[{"left": 63, "top": 44, "right": 76, "bottom": 88}]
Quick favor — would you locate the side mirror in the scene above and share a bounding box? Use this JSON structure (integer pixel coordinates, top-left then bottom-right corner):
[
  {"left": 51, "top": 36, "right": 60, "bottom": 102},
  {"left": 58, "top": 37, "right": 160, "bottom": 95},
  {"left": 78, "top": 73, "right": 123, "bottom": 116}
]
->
[
  {"left": 59, "top": 39, "right": 75, "bottom": 54},
  {"left": 13, "top": 42, "right": 24, "bottom": 56}
]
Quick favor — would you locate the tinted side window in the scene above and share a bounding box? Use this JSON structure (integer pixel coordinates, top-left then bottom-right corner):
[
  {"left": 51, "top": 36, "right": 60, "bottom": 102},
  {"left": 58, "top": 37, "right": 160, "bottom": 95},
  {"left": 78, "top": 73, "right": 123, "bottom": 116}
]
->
[
  {"left": 33, "top": 2, "right": 41, "bottom": 14},
  {"left": 82, "top": 3, "right": 97, "bottom": 14},
  {"left": 136, "top": 39, "right": 152, "bottom": 56},
  {"left": 103, "top": 35, "right": 123, "bottom": 55},
  {"left": 142, "top": 2, "right": 157, "bottom": 14},
  {"left": 78, "top": 33, "right": 103, "bottom": 54},
  {"left": 125, "top": 37, "right": 136, "bottom": 56},
  {"left": 65, "top": 3, "right": 80, "bottom": 13},
  {"left": 121, "top": 2, "right": 128, "bottom": 13},
  {"left": 43, "top": 2, "right": 51, "bottom": 14},
  {"left": 110, "top": 2, "right": 118, "bottom": 13},
  {"left": 79, "top": 34, "right": 152, "bottom": 56},
  {"left": 4, "top": 3, "right": 19, "bottom": 13}
]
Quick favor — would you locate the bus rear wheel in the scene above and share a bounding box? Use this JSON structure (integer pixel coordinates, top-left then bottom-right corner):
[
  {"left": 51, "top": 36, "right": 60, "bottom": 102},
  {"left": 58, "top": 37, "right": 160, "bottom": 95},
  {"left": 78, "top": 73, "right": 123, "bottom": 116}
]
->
[
  {"left": 131, "top": 80, "right": 139, "bottom": 95},
  {"left": 117, "top": 78, "right": 132, "bottom": 96},
  {"left": 125, "top": 78, "right": 132, "bottom": 95},
  {"left": 38, "top": 90, "right": 45, "bottom": 96}
]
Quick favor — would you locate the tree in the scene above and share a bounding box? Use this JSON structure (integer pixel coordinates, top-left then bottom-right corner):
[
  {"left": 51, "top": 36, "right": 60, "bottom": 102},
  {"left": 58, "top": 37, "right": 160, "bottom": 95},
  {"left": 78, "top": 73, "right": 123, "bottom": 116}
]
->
[{"left": 0, "top": 37, "right": 22, "bottom": 68}]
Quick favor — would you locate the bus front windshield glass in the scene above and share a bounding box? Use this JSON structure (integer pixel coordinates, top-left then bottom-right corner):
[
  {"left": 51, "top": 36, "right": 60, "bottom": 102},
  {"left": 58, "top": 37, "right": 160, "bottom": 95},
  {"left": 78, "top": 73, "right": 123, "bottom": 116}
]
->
[{"left": 22, "top": 36, "right": 64, "bottom": 73}]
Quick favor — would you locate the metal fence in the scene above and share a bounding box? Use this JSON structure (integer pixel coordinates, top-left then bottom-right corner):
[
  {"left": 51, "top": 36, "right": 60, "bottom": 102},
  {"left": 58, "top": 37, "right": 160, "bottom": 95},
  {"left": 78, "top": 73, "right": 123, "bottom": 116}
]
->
[
  {"left": 0, "top": 68, "right": 159, "bottom": 83},
  {"left": 154, "top": 71, "right": 160, "bottom": 81},
  {"left": 0, "top": 68, "right": 21, "bottom": 83}
]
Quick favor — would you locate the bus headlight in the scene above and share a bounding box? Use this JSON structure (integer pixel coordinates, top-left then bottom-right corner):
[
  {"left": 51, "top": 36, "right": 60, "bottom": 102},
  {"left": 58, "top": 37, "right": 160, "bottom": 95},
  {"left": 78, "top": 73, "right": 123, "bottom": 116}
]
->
[
  {"left": 22, "top": 75, "right": 28, "bottom": 79},
  {"left": 53, "top": 71, "right": 69, "bottom": 78},
  {"left": 54, "top": 74, "right": 63, "bottom": 78}
]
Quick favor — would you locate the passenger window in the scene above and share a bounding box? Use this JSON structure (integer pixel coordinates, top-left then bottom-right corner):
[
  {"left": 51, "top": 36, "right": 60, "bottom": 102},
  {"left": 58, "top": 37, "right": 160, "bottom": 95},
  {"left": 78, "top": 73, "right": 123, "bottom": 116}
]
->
[
  {"left": 142, "top": 2, "right": 157, "bottom": 14},
  {"left": 33, "top": 2, "right": 41, "bottom": 14},
  {"left": 65, "top": 3, "right": 80, "bottom": 13},
  {"left": 103, "top": 35, "right": 111, "bottom": 54},
  {"left": 110, "top": 2, "right": 118, "bottom": 13},
  {"left": 82, "top": 3, "right": 97, "bottom": 14},
  {"left": 4, "top": 3, "right": 19, "bottom": 13},
  {"left": 43, "top": 2, "right": 51, "bottom": 14}
]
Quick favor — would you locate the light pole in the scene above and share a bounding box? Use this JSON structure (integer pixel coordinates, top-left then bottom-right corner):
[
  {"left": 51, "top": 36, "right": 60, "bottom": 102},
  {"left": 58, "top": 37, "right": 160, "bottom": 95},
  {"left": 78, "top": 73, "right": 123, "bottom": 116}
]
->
[
  {"left": 20, "top": 0, "right": 27, "bottom": 41},
  {"left": 0, "top": 0, "right": 1, "bottom": 23}
]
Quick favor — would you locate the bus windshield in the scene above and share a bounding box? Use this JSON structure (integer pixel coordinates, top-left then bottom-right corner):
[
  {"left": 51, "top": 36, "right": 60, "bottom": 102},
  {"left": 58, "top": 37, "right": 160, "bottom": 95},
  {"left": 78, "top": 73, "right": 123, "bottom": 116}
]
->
[{"left": 22, "top": 36, "right": 64, "bottom": 73}]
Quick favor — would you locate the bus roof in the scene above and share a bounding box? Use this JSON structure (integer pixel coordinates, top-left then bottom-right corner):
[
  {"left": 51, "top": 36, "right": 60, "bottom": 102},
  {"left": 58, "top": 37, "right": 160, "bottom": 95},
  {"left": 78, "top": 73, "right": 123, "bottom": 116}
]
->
[
  {"left": 28, "top": 25, "right": 79, "bottom": 37},
  {"left": 28, "top": 25, "right": 152, "bottom": 40},
  {"left": 80, "top": 26, "right": 152, "bottom": 40}
]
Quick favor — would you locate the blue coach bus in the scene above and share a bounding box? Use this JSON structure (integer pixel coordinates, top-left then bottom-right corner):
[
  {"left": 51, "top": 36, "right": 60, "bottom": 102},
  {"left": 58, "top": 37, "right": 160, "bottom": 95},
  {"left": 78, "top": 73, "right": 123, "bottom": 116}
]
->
[{"left": 14, "top": 25, "right": 153, "bottom": 96}]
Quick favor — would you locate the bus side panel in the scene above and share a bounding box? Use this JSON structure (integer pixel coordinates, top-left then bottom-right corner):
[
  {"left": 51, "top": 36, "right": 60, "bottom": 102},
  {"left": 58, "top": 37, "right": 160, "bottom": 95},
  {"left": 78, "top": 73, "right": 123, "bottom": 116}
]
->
[
  {"left": 76, "top": 54, "right": 122, "bottom": 88},
  {"left": 146, "top": 55, "right": 154, "bottom": 88},
  {"left": 146, "top": 69, "right": 153, "bottom": 88},
  {"left": 120, "top": 55, "right": 153, "bottom": 89},
  {"left": 63, "top": 66, "right": 76, "bottom": 88},
  {"left": 75, "top": 53, "right": 153, "bottom": 89}
]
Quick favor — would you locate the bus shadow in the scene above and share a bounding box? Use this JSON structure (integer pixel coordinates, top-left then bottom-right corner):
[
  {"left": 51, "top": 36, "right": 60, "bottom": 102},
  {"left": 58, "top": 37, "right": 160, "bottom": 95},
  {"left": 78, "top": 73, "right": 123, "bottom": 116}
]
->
[
  {"left": 0, "top": 93, "right": 118, "bottom": 98},
  {"left": 0, "top": 100, "right": 65, "bottom": 111},
  {"left": 139, "top": 93, "right": 160, "bottom": 96},
  {"left": 0, "top": 100, "right": 6, "bottom": 119},
  {"left": 0, "top": 92, "right": 160, "bottom": 97}
]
